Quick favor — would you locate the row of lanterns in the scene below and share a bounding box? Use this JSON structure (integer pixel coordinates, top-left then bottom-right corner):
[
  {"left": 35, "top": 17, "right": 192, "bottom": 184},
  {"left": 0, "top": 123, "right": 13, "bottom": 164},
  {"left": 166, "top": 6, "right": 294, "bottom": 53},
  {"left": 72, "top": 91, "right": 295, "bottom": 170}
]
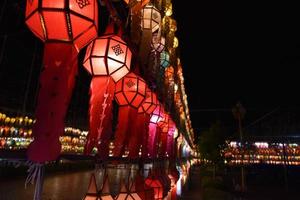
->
[{"left": 22, "top": 0, "right": 194, "bottom": 199}]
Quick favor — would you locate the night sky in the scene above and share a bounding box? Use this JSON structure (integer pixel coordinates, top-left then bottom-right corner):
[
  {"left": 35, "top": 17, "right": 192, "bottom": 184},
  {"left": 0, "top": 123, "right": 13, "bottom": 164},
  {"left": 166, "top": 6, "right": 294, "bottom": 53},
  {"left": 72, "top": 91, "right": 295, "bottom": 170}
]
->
[
  {"left": 0, "top": 1, "right": 300, "bottom": 138},
  {"left": 172, "top": 1, "right": 300, "bottom": 132}
]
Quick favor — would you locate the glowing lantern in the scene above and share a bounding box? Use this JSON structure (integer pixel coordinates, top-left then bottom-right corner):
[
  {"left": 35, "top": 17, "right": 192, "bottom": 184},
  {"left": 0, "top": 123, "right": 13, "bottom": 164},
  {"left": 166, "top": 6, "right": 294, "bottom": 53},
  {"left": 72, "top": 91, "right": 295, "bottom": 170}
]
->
[
  {"left": 115, "top": 72, "right": 146, "bottom": 108},
  {"left": 124, "top": 0, "right": 150, "bottom": 14},
  {"left": 113, "top": 72, "right": 147, "bottom": 157},
  {"left": 25, "top": 0, "right": 98, "bottom": 163},
  {"left": 115, "top": 179, "right": 142, "bottom": 200},
  {"left": 25, "top": 0, "right": 98, "bottom": 51},
  {"left": 146, "top": 104, "right": 165, "bottom": 158},
  {"left": 173, "top": 37, "right": 179, "bottom": 48},
  {"left": 84, "top": 174, "right": 113, "bottom": 200},
  {"left": 141, "top": 4, "right": 161, "bottom": 33},
  {"left": 160, "top": 51, "right": 170, "bottom": 68},
  {"left": 139, "top": 4, "right": 161, "bottom": 64},
  {"left": 164, "top": 3, "right": 173, "bottom": 17},
  {"left": 83, "top": 25, "right": 131, "bottom": 159},
  {"left": 151, "top": 34, "right": 165, "bottom": 53},
  {"left": 83, "top": 28, "right": 132, "bottom": 82},
  {"left": 138, "top": 89, "right": 158, "bottom": 115},
  {"left": 145, "top": 171, "right": 164, "bottom": 200},
  {"left": 127, "top": 89, "right": 158, "bottom": 159}
]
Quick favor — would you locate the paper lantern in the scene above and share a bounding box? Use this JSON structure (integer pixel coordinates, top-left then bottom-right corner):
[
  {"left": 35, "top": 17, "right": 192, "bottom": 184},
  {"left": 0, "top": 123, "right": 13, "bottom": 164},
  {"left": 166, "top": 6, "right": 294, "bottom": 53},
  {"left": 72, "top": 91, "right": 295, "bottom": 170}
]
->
[
  {"left": 127, "top": 89, "right": 158, "bottom": 159},
  {"left": 138, "top": 89, "right": 158, "bottom": 115},
  {"left": 84, "top": 174, "right": 114, "bottom": 200},
  {"left": 164, "top": 66, "right": 174, "bottom": 83},
  {"left": 145, "top": 172, "right": 164, "bottom": 200},
  {"left": 83, "top": 31, "right": 132, "bottom": 82},
  {"left": 160, "top": 50, "right": 170, "bottom": 68},
  {"left": 25, "top": 0, "right": 98, "bottom": 163},
  {"left": 113, "top": 72, "right": 147, "bottom": 157},
  {"left": 141, "top": 4, "right": 161, "bottom": 33},
  {"left": 115, "top": 179, "right": 142, "bottom": 200},
  {"left": 151, "top": 34, "right": 165, "bottom": 53},
  {"left": 25, "top": 0, "right": 98, "bottom": 51},
  {"left": 146, "top": 104, "right": 165, "bottom": 158},
  {"left": 115, "top": 72, "right": 146, "bottom": 109},
  {"left": 83, "top": 25, "right": 131, "bottom": 158},
  {"left": 150, "top": 105, "right": 164, "bottom": 124},
  {"left": 124, "top": 0, "right": 150, "bottom": 14}
]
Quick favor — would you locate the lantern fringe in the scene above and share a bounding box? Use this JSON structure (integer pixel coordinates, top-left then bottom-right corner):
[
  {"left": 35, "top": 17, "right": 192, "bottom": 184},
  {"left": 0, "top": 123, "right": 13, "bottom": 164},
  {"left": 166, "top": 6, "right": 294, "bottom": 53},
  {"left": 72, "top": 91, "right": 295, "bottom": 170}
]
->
[{"left": 25, "top": 161, "right": 44, "bottom": 200}]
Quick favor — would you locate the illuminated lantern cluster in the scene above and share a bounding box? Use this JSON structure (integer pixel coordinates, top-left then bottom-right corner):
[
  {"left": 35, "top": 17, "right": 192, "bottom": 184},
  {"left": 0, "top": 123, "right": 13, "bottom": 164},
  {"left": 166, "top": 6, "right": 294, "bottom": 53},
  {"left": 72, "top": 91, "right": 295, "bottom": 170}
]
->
[{"left": 25, "top": 0, "right": 98, "bottom": 51}]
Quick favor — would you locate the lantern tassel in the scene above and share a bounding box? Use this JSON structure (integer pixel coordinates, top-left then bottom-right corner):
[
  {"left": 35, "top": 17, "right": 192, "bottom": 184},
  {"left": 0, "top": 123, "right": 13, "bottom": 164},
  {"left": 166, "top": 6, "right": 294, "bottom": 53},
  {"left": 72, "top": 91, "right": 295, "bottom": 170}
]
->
[{"left": 25, "top": 162, "right": 44, "bottom": 200}]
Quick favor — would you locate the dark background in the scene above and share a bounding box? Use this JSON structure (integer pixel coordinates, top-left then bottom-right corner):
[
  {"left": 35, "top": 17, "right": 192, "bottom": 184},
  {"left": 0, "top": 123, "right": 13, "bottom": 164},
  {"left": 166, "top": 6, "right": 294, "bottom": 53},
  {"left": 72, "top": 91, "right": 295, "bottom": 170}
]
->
[
  {"left": 0, "top": 0, "right": 300, "bottom": 141},
  {"left": 172, "top": 0, "right": 300, "bottom": 136}
]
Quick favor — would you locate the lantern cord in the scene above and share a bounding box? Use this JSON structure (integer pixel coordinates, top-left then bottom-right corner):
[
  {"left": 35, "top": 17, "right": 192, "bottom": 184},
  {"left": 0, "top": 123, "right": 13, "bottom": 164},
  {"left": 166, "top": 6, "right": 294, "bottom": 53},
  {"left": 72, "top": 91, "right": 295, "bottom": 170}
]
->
[{"left": 25, "top": 161, "right": 44, "bottom": 200}]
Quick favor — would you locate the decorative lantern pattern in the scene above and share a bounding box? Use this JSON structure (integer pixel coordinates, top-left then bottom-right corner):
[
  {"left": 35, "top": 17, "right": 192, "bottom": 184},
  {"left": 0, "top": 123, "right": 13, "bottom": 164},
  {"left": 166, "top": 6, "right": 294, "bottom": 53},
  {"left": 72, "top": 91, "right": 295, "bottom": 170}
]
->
[
  {"left": 25, "top": 0, "right": 98, "bottom": 51},
  {"left": 113, "top": 72, "right": 147, "bottom": 157}
]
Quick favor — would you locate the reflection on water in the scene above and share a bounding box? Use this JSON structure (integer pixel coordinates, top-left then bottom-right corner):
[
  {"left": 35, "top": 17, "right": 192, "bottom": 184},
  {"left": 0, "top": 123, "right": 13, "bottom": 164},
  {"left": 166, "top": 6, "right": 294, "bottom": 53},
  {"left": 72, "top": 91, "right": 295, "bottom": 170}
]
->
[{"left": 0, "top": 160, "right": 197, "bottom": 200}]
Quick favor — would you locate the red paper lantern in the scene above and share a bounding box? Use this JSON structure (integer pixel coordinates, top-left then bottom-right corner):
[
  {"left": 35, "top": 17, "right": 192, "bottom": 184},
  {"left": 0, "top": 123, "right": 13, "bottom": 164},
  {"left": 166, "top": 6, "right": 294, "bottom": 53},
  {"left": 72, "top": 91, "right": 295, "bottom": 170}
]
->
[
  {"left": 138, "top": 88, "right": 158, "bottom": 115},
  {"left": 83, "top": 31, "right": 132, "bottom": 82},
  {"left": 113, "top": 72, "right": 147, "bottom": 157},
  {"left": 126, "top": 89, "right": 158, "bottom": 159},
  {"left": 82, "top": 25, "right": 131, "bottom": 158},
  {"left": 145, "top": 171, "right": 164, "bottom": 200},
  {"left": 25, "top": 0, "right": 98, "bottom": 163},
  {"left": 25, "top": 0, "right": 98, "bottom": 51},
  {"left": 115, "top": 72, "right": 147, "bottom": 109}
]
